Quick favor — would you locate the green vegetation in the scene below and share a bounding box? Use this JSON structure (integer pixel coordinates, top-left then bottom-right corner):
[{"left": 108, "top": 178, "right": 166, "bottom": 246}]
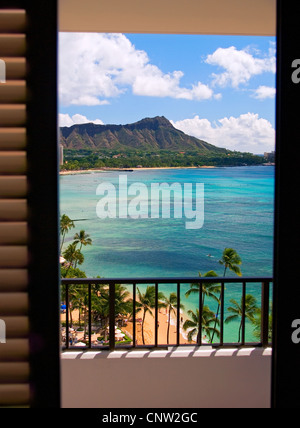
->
[
  {"left": 60, "top": 214, "right": 75, "bottom": 252},
  {"left": 183, "top": 307, "right": 220, "bottom": 343},
  {"left": 225, "top": 295, "right": 259, "bottom": 343},
  {"left": 219, "top": 247, "right": 242, "bottom": 277},
  {"left": 60, "top": 148, "right": 264, "bottom": 171}
]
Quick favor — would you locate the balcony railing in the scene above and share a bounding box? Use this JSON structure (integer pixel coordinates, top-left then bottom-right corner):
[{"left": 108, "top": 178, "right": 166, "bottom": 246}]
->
[{"left": 61, "top": 277, "right": 273, "bottom": 351}]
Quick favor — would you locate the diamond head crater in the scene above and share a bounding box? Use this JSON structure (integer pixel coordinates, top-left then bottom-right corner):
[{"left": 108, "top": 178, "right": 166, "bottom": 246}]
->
[{"left": 59, "top": 116, "right": 265, "bottom": 170}]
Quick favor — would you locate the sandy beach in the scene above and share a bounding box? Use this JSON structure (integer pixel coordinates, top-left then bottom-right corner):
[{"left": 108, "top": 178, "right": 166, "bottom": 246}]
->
[
  {"left": 59, "top": 166, "right": 216, "bottom": 176},
  {"left": 124, "top": 306, "right": 193, "bottom": 346},
  {"left": 61, "top": 300, "right": 195, "bottom": 347}
]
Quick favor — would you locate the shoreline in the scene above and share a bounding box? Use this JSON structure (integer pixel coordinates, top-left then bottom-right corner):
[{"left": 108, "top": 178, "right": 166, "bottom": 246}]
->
[
  {"left": 59, "top": 166, "right": 218, "bottom": 176},
  {"left": 124, "top": 288, "right": 197, "bottom": 346},
  {"left": 124, "top": 302, "right": 195, "bottom": 346},
  {"left": 61, "top": 299, "right": 196, "bottom": 346},
  {"left": 60, "top": 164, "right": 273, "bottom": 176}
]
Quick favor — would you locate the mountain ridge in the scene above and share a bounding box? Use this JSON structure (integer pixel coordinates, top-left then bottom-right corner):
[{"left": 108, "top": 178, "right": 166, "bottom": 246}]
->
[{"left": 60, "top": 116, "right": 228, "bottom": 154}]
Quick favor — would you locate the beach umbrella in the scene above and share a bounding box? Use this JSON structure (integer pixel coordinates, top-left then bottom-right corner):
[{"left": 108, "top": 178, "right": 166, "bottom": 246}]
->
[
  {"left": 107, "top": 326, "right": 119, "bottom": 331},
  {"left": 60, "top": 256, "right": 66, "bottom": 264},
  {"left": 115, "top": 332, "right": 125, "bottom": 340}
]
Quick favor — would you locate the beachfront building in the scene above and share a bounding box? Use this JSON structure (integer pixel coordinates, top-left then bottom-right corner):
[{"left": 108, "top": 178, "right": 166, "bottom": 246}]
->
[
  {"left": 0, "top": 0, "right": 299, "bottom": 409},
  {"left": 59, "top": 144, "right": 64, "bottom": 166}
]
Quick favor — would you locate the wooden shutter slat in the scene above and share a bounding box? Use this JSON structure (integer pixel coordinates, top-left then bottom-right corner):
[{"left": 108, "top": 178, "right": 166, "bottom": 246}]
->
[
  {"left": 0, "top": 223, "right": 27, "bottom": 245},
  {"left": 0, "top": 339, "right": 29, "bottom": 362},
  {"left": 0, "top": 246, "right": 28, "bottom": 268},
  {"left": 0, "top": 34, "right": 26, "bottom": 57},
  {"left": 0, "top": 269, "right": 28, "bottom": 292},
  {"left": 0, "top": 81, "right": 26, "bottom": 104},
  {"left": 0, "top": 200, "right": 27, "bottom": 221},
  {"left": 0, "top": 11, "right": 26, "bottom": 34},
  {"left": 1, "top": 58, "right": 26, "bottom": 80},
  {"left": 0, "top": 363, "right": 29, "bottom": 384},
  {"left": 0, "top": 152, "right": 27, "bottom": 174},
  {"left": 0, "top": 152, "right": 26, "bottom": 174},
  {"left": 0, "top": 384, "right": 30, "bottom": 406},
  {"left": 0, "top": 177, "right": 27, "bottom": 198},
  {"left": 0, "top": 129, "right": 27, "bottom": 151},
  {"left": 0, "top": 105, "right": 26, "bottom": 127},
  {"left": 0, "top": 293, "right": 28, "bottom": 315},
  {"left": 1, "top": 316, "right": 29, "bottom": 338}
]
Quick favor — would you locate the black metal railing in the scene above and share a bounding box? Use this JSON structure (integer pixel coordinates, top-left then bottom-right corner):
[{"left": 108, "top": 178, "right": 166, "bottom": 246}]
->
[{"left": 61, "top": 277, "right": 273, "bottom": 351}]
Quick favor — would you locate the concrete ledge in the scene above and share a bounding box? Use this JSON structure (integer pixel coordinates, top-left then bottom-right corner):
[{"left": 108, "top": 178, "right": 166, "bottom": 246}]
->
[
  {"left": 62, "top": 346, "right": 272, "bottom": 360},
  {"left": 61, "top": 347, "right": 272, "bottom": 408}
]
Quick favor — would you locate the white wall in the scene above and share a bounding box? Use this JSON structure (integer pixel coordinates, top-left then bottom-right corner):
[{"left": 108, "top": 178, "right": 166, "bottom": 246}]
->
[{"left": 61, "top": 347, "right": 272, "bottom": 408}]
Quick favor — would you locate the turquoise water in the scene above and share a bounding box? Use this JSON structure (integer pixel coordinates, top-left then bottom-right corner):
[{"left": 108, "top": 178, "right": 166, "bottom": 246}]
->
[{"left": 60, "top": 166, "right": 274, "bottom": 343}]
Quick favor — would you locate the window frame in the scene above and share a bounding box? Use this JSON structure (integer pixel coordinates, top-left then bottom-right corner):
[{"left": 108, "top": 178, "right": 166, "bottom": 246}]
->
[{"left": 3, "top": 0, "right": 299, "bottom": 409}]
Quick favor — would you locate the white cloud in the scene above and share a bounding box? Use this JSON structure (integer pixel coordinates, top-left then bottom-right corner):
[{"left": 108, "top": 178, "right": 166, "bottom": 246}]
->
[
  {"left": 205, "top": 45, "right": 276, "bottom": 88},
  {"left": 252, "top": 86, "right": 276, "bottom": 100},
  {"left": 59, "top": 33, "right": 214, "bottom": 106},
  {"left": 59, "top": 113, "right": 104, "bottom": 128},
  {"left": 132, "top": 68, "right": 213, "bottom": 100},
  {"left": 171, "top": 113, "right": 275, "bottom": 153},
  {"left": 70, "top": 96, "right": 110, "bottom": 107}
]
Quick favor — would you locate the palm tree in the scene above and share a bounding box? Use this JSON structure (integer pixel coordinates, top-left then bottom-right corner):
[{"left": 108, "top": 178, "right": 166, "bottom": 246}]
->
[
  {"left": 72, "top": 286, "right": 88, "bottom": 332},
  {"left": 63, "top": 242, "right": 84, "bottom": 275},
  {"left": 183, "top": 306, "right": 219, "bottom": 344},
  {"left": 60, "top": 214, "right": 75, "bottom": 253},
  {"left": 219, "top": 248, "right": 242, "bottom": 277},
  {"left": 73, "top": 230, "right": 92, "bottom": 252},
  {"left": 73, "top": 230, "right": 92, "bottom": 268},
  {"left": 211, "top": 248, "right": 242, "bottom": 343},
  {"left": 252, "top": 305, "right": 273, "bottom": 343},
  {"left": 185, "top": 271, "right": 221, "bottom": 308},
  {"left": 136, "top": 286, "right": 166, "bottom": 345},
  {"left": 93, "top": 284, "right": 133, "bottom": 342},
  {"left": 225, "top": 294, "right": 258, "bottom": 342},
  {"left": 61, "top": 284, "right": 84, "bottom": 329},
  {"left": 60, "top": 266, "right": 87, "bottom": 329},
  {"left": 161, "top": 292, "right": 185, "bottom": 345}
]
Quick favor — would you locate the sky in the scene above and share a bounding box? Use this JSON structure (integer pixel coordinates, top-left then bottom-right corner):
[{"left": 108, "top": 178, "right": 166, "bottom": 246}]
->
[{"left": 59, "top": 33, "right": 276, "bottom": 154}]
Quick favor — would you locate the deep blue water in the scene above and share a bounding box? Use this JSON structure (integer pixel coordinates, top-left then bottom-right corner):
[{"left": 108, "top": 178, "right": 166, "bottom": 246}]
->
[{"left": 60, "top": 166, "right": 274, "bottom": 278}]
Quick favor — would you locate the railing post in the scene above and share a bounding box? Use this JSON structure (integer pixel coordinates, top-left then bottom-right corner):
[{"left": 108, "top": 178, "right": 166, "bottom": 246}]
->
[
  {"left": 109, "top": 283, "right": 115, "bottom": 351},
  {"left": 261, "top": 281, "right": 270, "bottom": 347},
  {"left": 220, "top": 282, "right": 225, "bottom": 346},
  {"left": 198, "top": 281, "right": 203, "bottom": 346},
  {"left": 133, "top": 284, "right": 136, "bottom": 348},
  {"left": 88, "top": 284, "right": 92, "bottom": 349},
  {"left": 241, "top": 281, "right": 246, "bottom": 345},
  {"left": 155, "top": 283, "right": 158, "bottom": 347},
  {"left": 65, "top": 284, "right": 69, "bottom": 349},
  {"left": 177, "top": 283, "right": 181, "bottom": 346}
]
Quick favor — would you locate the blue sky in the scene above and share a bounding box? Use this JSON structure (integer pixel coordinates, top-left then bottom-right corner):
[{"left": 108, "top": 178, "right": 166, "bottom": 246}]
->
[{"left": 59, "top": 33, "right": 276, "bottom": 154}]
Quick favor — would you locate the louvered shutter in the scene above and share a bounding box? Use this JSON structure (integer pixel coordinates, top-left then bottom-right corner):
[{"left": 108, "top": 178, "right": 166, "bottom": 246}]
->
[{"left": 0, "top": 8, "right": 30, "bottom": 407}]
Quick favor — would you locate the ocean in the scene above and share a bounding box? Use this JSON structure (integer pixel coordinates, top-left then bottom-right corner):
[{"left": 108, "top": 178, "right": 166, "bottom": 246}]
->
[{"left": 60, "top": 166, "right": 275, "bottom": 343}]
